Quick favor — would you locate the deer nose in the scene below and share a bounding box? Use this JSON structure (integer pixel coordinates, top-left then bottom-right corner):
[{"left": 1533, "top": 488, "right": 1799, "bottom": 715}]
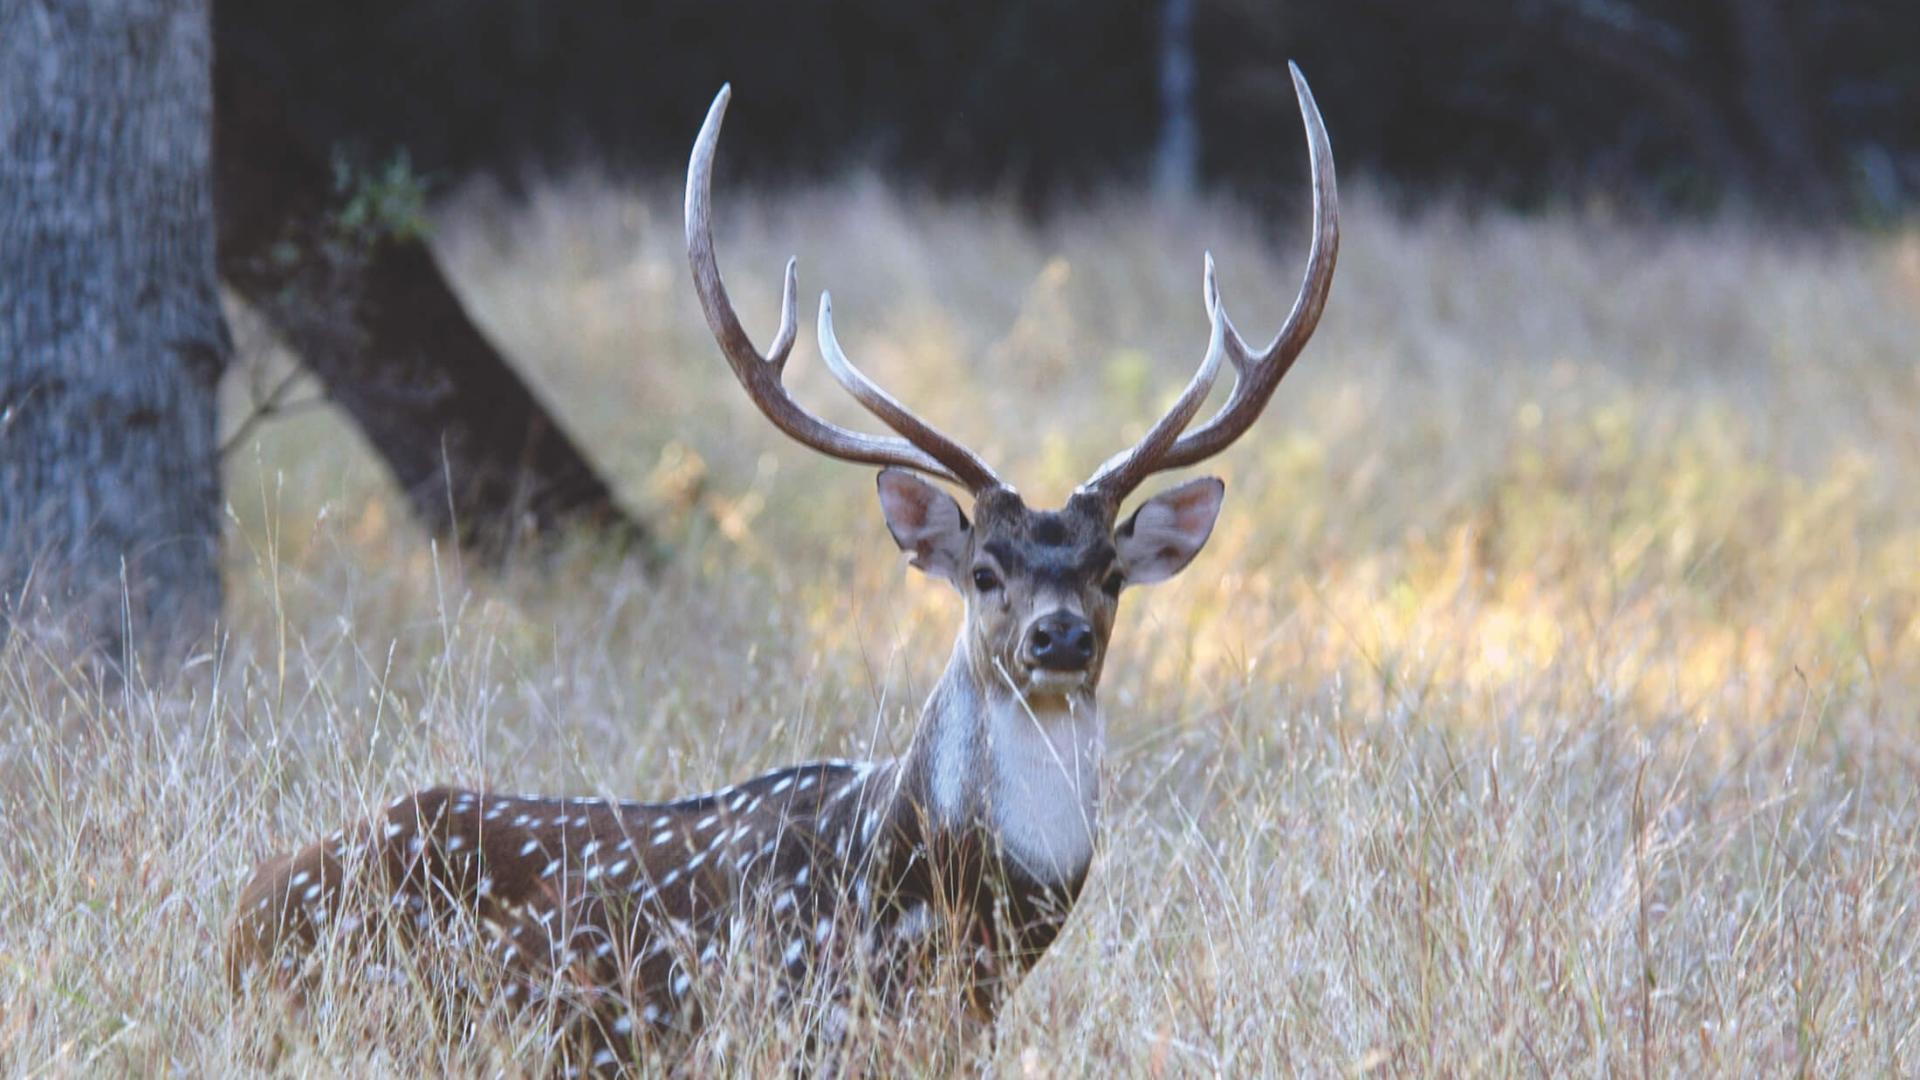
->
[{"left": 1025, "top": 611, "right": 1096, "bottom": 671}]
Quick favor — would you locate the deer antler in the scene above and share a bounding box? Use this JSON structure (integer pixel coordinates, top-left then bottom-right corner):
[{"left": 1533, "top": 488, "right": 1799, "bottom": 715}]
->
[
  {"left": 686, "top": 86, "right": 1005, "bottom": 494},
  {"left": 1079, "top": 62, "right": 1339, "bottom": 506}
]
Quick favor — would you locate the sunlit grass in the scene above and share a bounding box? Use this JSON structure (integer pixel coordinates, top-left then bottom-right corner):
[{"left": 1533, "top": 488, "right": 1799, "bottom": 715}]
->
[{"left": 2, "top": 180, "right": 1917, "bottom": 1074}]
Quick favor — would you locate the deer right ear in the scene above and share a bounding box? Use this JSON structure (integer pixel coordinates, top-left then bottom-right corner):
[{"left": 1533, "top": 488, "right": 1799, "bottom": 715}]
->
[{"left": 876, "top": 469, "right": 970, "bottom": 584}]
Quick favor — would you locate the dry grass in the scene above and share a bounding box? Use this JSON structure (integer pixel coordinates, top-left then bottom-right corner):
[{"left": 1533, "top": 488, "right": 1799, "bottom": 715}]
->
[{"left": 3, "top": 178, "right": 1919, "bottom": 1075}]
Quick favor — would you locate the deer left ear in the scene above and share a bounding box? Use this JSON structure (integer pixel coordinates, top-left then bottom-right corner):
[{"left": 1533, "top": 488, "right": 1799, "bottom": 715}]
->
[
  {"left": 876, "top": 469, "right": 971, "bottom": 584},
  {"left": 1114, "top": 477, "right": 1225, "bottom": 586}
]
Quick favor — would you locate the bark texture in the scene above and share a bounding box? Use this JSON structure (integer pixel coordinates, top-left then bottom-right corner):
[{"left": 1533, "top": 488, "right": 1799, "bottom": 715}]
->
[
  {"left": 213, "top": 52, "right": 647, "bottom": 564},
  {"left": 0, "top": 0, "right": 231, "bottom": 661}
]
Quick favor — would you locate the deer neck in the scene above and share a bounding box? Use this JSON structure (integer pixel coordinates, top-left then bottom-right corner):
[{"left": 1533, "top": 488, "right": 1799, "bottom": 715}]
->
[{"left": 898, "top": 637, "right": 1105, "bottom": 889}]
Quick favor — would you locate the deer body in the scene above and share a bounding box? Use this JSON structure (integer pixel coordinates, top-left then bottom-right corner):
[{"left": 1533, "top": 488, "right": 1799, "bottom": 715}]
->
[
  {"left": 229, "top": 637, "right": 1105, "bottom": 1053},
  {"left": 229, "top": 65, "right": 1337, "bottom": 1074}
]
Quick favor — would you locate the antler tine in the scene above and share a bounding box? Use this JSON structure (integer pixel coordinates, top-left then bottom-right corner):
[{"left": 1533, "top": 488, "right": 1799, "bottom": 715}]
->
[
  {"left": 686, "top": 85, "right": 960, "bottom": 484},
  {"left": 1155, "top": 62, "right": 1339, "bottom": 473},
  {"left": 817, "top": 293, "right": 1005, "bottom": 494},
  {"left": 1080, "top": 62, "right": 1339, "bottom": 503}
]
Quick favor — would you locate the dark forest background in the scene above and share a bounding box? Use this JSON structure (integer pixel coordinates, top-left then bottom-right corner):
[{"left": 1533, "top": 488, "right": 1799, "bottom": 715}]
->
[{"left": 218, "top": 0, "right": 1918, "bottom": 220}]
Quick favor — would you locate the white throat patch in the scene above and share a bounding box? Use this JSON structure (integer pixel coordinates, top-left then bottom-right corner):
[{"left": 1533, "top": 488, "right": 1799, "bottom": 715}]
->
[{"left": 983, "top": 691, "right": 1104, "bottom": 886}]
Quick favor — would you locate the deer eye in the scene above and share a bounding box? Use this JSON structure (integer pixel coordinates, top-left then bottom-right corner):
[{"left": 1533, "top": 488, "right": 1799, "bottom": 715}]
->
[
  {"left": 1101, "top": 570, "right": 1125, "bottom": 597},
  {"left": 972, "top": 567, "right": 1001, "bottom": 593}
]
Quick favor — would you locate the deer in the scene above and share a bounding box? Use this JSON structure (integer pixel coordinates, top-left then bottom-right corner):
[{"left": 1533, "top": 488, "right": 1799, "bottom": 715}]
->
[{"left": 226, "top": 63, "right": 1336, "bottom": 1075}]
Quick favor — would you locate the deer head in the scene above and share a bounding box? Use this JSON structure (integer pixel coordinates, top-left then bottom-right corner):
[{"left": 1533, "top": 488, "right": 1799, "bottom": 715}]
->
[
  {"left": 685, "top": 65, "right": 1337, "bottom": 711},
  {"left": 873, "top": 471, "right": 1224, "bottom": 698}
]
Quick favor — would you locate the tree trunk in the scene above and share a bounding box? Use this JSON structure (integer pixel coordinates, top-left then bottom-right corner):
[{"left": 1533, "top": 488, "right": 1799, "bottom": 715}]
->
[
  {"left": 1153, "top": 0, "right": 1200, "bottom": 201},
  {"left": 0, "top": 0, "right": 231, "bottom": 664},
  {"left": 212, "top": 51, "right": 649, "bottom": 565}
]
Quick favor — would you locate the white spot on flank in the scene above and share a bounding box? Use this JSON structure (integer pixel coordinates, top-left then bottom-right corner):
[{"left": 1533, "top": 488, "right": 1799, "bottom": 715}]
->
[
  {"left": 814, "top": 918, "right": 832, "bottom": 944},
  {"left": 695, "top": 815, "right": 718, "bottom": 832},
  {"left": 728, "top": 791, "right": 749, "bottom": 811},
  {"left": 290, "top": 871, "right": 311, "bottom": 887},
  {"left": 519, "top": 839, "right": 541, "bottom": 856},
  {"left": 613, "top": 1012, "right": 633, "bottom": 1034},
  {"left": 797, "top": 776, "right": 817, "bottom": 791},
  {"left": 794, "top": 865, "right": 809, "bottom": 887},
  {"left": 671, "top": 971, "right": 692, "bottom": 996},
  {"left": 661, "top": 869, "right": 681, "bottom": 887},
  {"left": 651, "top": 830, "right": 673, "bottom": 847},
  {"left": 772, "top": 891, "right": 796, "bottom": 914},
  {"left": 783, "top": 938, "right": 805, "bottom": 965},
  {"left": 653, "top": 815, "right": 670, "bottom": 828},
  {"left": 607, "top": 860, "right": 631, "bottom": 878},
  {"left": 687, "top": 852, "right": 707, "bottom": 871},
  {"left": 579, "top": 840, "right": 601, "bottom": 859},
  {"left": 771, "top": 777, "right": 793, "bottom": 794},
  {"left": 571, "top": 815, "right": 588, "bottom": 828},
  {"left": 303, "top": 884, "right": 323, "bottom": 902},
  {"left": 384, "top": 822, "right": 404, "bottom": 839},
  {"left": 643, "top": 1004, "right": 661, "bottom": 1023},
  {"left": 540, "top": 859, "right": 561, "bottom": 879},
  {"left": 895, "top": 902, "right": 933, "bottom": 942},
  {"left": 446, "top": 835, "right": 466, "bottom": 852},
  {"left": 512, "top": 814, "right": 531, "bottom": 826}
]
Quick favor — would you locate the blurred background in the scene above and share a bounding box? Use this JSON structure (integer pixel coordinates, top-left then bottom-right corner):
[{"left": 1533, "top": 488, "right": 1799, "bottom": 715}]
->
[{"left": 220, "top": 0, "right": 1919, "bottom": 219}]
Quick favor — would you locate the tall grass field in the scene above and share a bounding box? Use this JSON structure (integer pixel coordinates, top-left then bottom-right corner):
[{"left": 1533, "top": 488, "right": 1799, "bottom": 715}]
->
[{"left": 4, "top": 181, "right": 1918, "bottom": 1074}]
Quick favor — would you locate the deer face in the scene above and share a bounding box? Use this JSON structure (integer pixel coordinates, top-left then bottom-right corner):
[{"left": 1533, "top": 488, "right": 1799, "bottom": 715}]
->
[{"left": 876, "top": 470, "right": 1225, "bottom": 698}]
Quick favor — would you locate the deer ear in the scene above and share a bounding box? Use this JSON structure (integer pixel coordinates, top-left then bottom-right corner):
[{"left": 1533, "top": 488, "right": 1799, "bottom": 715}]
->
[
  {"left": 1114, "top": 477, "right": 1225, "bottom": 586},
  {"left": 876, "top": 469, "right": 970, "bottom": 584}
]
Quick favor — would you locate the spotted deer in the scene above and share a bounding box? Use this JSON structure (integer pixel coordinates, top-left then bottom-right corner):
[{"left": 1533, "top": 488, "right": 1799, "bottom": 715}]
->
[{"left": 227, "top": 64, "right": 1337, "bottom": 1073}]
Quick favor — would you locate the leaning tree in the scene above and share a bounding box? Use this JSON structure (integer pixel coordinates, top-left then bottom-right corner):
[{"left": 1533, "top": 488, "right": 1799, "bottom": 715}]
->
[{"left": 0, "top": 0, "right": 231, "bottom": 664}]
